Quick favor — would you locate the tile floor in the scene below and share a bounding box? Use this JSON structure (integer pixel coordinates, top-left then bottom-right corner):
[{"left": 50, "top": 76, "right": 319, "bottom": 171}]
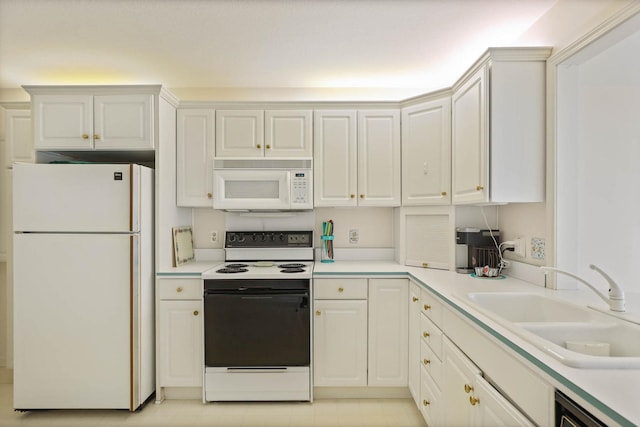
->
[{"left": 0, "top": 370, "right": 426, "bottom": 427}]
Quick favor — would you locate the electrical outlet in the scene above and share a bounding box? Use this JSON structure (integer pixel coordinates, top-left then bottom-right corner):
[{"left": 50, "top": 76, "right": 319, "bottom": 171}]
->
[
  {"left": 514, "top": 236, "right": 526, "bottom": 257},
  {"left": 210, "top": 230, "right": 218, "bottom": 243},
  {"left": 531, "top": 237, "right": 545, "bottom": 260},
  {"left": 349, "top": 229, "right": 359, "bottom": 244}
]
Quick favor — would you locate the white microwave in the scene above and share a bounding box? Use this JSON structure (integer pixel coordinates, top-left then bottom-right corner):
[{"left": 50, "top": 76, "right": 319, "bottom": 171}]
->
[{"left": 213, "top": 158, "right": 313, "bottom": 211}]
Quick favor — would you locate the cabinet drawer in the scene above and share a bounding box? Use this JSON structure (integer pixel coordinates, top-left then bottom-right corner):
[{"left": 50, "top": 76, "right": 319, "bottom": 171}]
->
[
  {"left": 420, "top": 366, "right": 442, "bottom": 427},
  {"left": 313, "top": 279, "right": 368, "bottom": 299},
  {"left": 420, "top": 313, "right": 443, "bottom": 359},
  {"left": 158, "top": 278, "right": 202, "bottom": 300},
  {"left": 420, "top": 288, "right": 443, "bottom": 327},
  {"left": 421, "top": 339, "right": 443, "bottom": 387}
]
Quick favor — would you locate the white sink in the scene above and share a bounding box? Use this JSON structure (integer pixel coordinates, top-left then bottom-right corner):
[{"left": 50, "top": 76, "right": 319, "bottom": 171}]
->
[{"left": 460, "top": 292, "right": 640, "bottom": 369}]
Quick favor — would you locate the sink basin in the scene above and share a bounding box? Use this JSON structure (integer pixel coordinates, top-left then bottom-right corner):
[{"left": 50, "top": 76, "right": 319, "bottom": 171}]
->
[
  {"left": 465, "top": 292, "right": 596, "bottom": 322},
  {"left": 461, "top": 292, "right": 640, "bottom": 368}
]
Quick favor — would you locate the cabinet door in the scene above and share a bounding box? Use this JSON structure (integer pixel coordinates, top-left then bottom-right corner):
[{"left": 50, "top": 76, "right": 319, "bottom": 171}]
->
[
  {"left": 5, "top": 109, "right": 33, "bottom": 165},
  {"left": 313, "top": 299, "right": 367, "bottom": 386},
  {"left": 158, "top": 300, "right": 203, "bottom": 387},
  {"left": 368, "top": 278, "right": 408, "bottom": 386},
  {"left": 93, "top": 94, "right": 154, "bottom": 150},
  {"left": 403, "top": 208, "right": 453, "bottom": 270},
  {"left": 32, "top": 94, "right": 93, "bottom": 149},
  {"left": 0, "top": 169, "right": 10, "bottom": 260},
  {"left": 357, "top": 110, "right": 401, "bottom": 206},
  {"left": 452, "top": 66, "right": 489, "bottom": 204},
  {"left": 408, "top": 282, "right": 421, "bottom": 406},
  {"left": 442, "top": 337, "right": 481, "bottom": 427},
  {"left": 313, "top": 110, "right": 357, "bottom": 207},
  {"left": 474, "top": 376, "right": 535, "bottom": 427},
  {"left": 265, "top": 110, "right": 312, "bottom": 157},
  {"left": 401, "top": 99, "right": 451, "bottom": 205},
  {"left": 215, "top": 110, "right": 264, "bottom": 157},
  {"left": 176, "top": 109, "right": 215, "bottom": 207}
]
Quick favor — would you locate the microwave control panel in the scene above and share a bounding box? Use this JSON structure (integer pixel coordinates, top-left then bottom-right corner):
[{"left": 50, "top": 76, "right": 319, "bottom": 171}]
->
[{"left": 291, "top": 170, "right": 313, "bottom": 208}]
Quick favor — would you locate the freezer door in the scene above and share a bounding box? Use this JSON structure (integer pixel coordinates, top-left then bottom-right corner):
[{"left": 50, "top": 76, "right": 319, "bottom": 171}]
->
[
  {"left": 13, "top": 233, "right": 140, "bottom": 410},
  {"left": 13, "top": 163, "right": 145, "bottom": 232}
]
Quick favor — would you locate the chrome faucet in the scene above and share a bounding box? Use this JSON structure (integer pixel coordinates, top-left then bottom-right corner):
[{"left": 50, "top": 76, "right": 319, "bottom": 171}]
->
[{"left": 541, "top": 264, "right": 626, "bottom": 312}]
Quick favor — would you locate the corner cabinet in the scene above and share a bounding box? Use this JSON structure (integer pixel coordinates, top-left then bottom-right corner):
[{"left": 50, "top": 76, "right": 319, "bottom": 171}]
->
[
  {"left": 313, "top": 278, "right": 408, "bottom": 388},
  {"left": 401, "top": 95, "right": 451, "bottom": 206},
  {"left": 25, "top": 87, "right": 157, "bottom": 151},
  {"left": 451, "top": 47, "right": 551, "bottom": 204},
  {"left": 215, "top": 109, "right": 312, "bottom": 158},
  {"left": 314, "top": 109, "right": 400, "bottom": 207},
  {"left": 176, "top": 109, "right": 215, "bottom": 207}
]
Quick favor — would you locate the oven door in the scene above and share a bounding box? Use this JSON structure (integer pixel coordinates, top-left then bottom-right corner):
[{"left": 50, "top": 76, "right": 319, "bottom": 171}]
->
[
  {"left": 204, "top": 286, "right": 310, "bottom": 367},
  {"left": 213, "top": 169, "right": 290, "bottom": 210}
]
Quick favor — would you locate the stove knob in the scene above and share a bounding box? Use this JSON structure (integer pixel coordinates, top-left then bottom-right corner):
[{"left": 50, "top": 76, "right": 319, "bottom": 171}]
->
[
  {"left": 279, "top": 233, "right": 286, "bottom": 241},
  {"left": 228, "top": 233, "right": 236, "bottom": 242},
  {"left": 251, "top": 233, "right": 257, "bottom": 241},
  {"left": 270, "top": 233, "right": 276, "bottom": 241}
]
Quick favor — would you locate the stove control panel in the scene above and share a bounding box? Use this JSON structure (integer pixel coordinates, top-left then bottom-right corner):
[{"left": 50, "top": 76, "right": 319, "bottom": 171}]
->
[{"left": 225, "top": 230, "right": 313, "bottom": 248}]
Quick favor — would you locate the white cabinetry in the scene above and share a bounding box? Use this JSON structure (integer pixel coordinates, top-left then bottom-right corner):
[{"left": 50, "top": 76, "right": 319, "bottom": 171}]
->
[
  {"left": 408, "top": 282, "right": 421, "bottom": 407},
  {"left": 26, "top": 88, "right": 155, "bottom": 151},
  {"left": 4, "top": 109, "right": 33, "bottom": 166},
  {"left": 157, "top": 278, "right": 203, "bottom": 399},
  {"left": 215, "top": 110, "right": 312, "bottom": 158},
  {"left": 314, "top": 110, "right": 400, "bottom": 207},
  {"left": 401, "top": 96, "right": 451, "bottom": 205},
  {"left": 313, "top": 278, "right": 408, "bottom": 388},
  {"left": 176, "top": 109, "right": 215, "bottom": 207},
  {"left": 451, "top": 47, "right": 551, "bottom": 204}
]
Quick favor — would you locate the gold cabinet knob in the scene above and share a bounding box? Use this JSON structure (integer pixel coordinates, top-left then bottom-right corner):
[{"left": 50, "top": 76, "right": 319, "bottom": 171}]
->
[
  {"left": 350, "top": 194, "right": 355, "bottom": 199},
  {"left": 207, "top": 193, "right": 212, "bottom": 199},
  {"left": 176, "top": 287, "right": 183, "bottom": 293},
  {"left": 257, "top": 144, "right": 262, "bottom": 149},
  {"left": 464, "top": 384, "right": 474, "bottom": 394},
  {"left": 423, "top": 304, "right": 431, "bottom": 311},
  {"left": 315, "top": 310, "right": 321, "bottom": 316},
  {"left": 469, "top": 396, "right": 480, "bottom": 406},
  {"left": 412, "top": 296, "right": 418, "bottom": 302},
  {"left": 423, "top": 399, "right": 430, "bottom": 406},
  {"left": 193, "top": 310, "right": 199, "bottom": 316},
  {"left": 94, "top": 134, "right": 100, "bottom": 140},
  {"left": 338, "top": 287, "right": 344, "bottom": 293},
  {"left": 476, "top": 185, "right": 484, "bottom": 191},
  {"left": 266, "top": 144, "right": 271, "bottom": 149},
  {"left": 422, "top": 262, "right": 429, "bottom": 268},
  {"left": 441, "top": 191, "right": 447, "bottom": 196},
  {"left": 423, "top": 358, "right": 430, "bottom": 365},
  {"left": 82, "top": 134, "right": 89, "bottom": 139},
  {"left": 423, "top": 331, "right": 430, "bottom": 338},
  {"left": 360, "top": 194, "right": 364, "bottom": 199}
]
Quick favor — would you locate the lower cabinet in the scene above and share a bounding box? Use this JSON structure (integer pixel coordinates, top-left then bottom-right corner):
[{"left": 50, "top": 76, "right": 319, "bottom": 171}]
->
[
  {"left": 313, "top": 278, "right": 408, "bottom": 388},
  {"left": 157, "top": 278, "right": 203, "bottom": 399}
]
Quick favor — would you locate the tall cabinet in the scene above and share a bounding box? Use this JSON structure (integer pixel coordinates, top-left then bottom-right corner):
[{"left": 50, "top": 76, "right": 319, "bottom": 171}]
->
[{"left": 451, "top": 47, "right": 551, "bottom": 204}]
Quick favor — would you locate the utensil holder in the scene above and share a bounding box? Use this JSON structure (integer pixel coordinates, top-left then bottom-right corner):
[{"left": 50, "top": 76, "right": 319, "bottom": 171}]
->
[{"left": 321, "top": 235, "right": 334, "bottom": 263}]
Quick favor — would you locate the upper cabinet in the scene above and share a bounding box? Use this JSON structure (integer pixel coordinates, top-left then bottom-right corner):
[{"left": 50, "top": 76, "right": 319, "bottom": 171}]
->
[
  {"left": 4, "top": 107, "right": 33, "bottom": 166},
  {"left": 401, "top": 95, "right": 451, "bottom": 206},
  {"left": 451, "top": 47, "right": 551, "bottom": 204},
  {"left": 176, "top": 109, "right": 215, "bottom": 207},
  {"left": 314, "top": 109, "right": 400, "bottom": 207},
  {"left": 215, "top": 109, "right": 312, "bottom": 158},
  {"left": 25, "top": 86, "right": 157, "bottom": 151}
]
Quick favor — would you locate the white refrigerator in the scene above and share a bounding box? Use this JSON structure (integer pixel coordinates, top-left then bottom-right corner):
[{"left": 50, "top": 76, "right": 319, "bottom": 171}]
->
[{"left": 12, "top": 163, "right": 154, "bottom": 411}]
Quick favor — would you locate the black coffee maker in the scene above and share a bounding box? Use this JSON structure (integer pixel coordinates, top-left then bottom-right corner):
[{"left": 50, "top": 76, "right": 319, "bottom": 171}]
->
[{"left": 455, "top": 228, "right": 500, "bottom": 274}]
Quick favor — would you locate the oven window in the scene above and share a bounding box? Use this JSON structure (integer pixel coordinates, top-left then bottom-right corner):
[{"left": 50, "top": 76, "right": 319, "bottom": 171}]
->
[
  {"left": 225, "top": 180, "right": 280, "bottom": 199},
  {"left": 204, "top": 291, "right": 310, "bottom": 367}
]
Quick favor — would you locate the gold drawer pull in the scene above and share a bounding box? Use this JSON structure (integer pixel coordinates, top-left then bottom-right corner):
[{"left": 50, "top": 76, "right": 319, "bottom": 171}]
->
[
  {"left": 423, "top": 331, "right": 430, "bottom": 338},
  {"left": 316, "top": 310, "right": 321, "bottom": 316},
  {"left": 476, "top": 185, "right": 484, "bottom": 191},
  {"left": 82, "top": 134, "right": 89, "bottom": 139},
  {"left": 193, "top": 310, "right": 199, "bottom": 316},
  {"left": 422, "top": 262, "right": 428, "bottom": 268},
  {"left": 338, "top": 287, "right": 344, "bottom": 293},
  {"left": 350, "top": 194, "right": 355, "bottom": 199},
  {"left": 257, "top": 144, "right": 262, "bottom": 149},
  {"left": 441, "top": 191, "right": 447, "bottom": 196},
  {"left": 423, "top": 358, "right": 430, "bottom": 365},
  {"left": 94, "top": 134, "right": 100, "bottom": 140},
  {"left": 423, "top": 399, "right": 430, "bottom": 406},
  {"left": 176, "top": 287, "right": 183, "bottom": 293},
  {"left": 412, "top": 297, "right": 418, "bottom": 302},
  {"left": 470, "top": 396, "right": 480, "bottom": 406},
  {"left": 266, "top": 144, "right": 271, "bottom": 149},
  {"left": 207, "top": 193, "right": 212, "bottom": 199},
  {"left": 424, "top": 304, "right": 431, "bottom": 311},
  {"left": 464, "top": 384, "right": 474, "bottom": 394},
  {"left": 360, "top": 194, "right": 364, "bottom": 199}
]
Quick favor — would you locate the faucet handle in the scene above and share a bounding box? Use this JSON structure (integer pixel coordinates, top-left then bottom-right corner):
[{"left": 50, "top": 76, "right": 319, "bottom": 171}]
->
[{"left": 589, "top": 264, "right": 625, "bottom": 307}]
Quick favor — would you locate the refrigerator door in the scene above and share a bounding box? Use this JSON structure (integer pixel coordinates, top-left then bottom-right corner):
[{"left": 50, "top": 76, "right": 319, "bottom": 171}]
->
[
  {"left": 13, "top": 233, "right": 139, "bottom": 410},
  {"left": 13, "top": 163, "right": 142, "bottom": 233}
]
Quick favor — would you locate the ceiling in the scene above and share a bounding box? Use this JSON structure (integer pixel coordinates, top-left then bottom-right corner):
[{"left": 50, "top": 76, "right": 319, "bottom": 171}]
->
[{"left": 0, "top": 0, "right": 559, "bottom": 101}]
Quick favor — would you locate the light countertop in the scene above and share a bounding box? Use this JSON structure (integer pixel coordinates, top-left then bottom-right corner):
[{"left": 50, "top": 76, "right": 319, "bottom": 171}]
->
[{"left": 314, "top": 260, "right": 640, "bottom": 427}]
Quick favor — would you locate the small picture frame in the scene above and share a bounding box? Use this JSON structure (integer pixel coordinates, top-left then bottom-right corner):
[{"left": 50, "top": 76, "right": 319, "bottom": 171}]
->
[{"left": 172, "top": 226, "right": 195, "bottom": 266}]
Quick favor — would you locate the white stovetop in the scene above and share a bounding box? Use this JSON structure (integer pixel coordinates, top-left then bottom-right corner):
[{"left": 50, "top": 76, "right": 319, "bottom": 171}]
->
[{"left": 201, "top": 261, "right": 313, "bottom": 280}]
